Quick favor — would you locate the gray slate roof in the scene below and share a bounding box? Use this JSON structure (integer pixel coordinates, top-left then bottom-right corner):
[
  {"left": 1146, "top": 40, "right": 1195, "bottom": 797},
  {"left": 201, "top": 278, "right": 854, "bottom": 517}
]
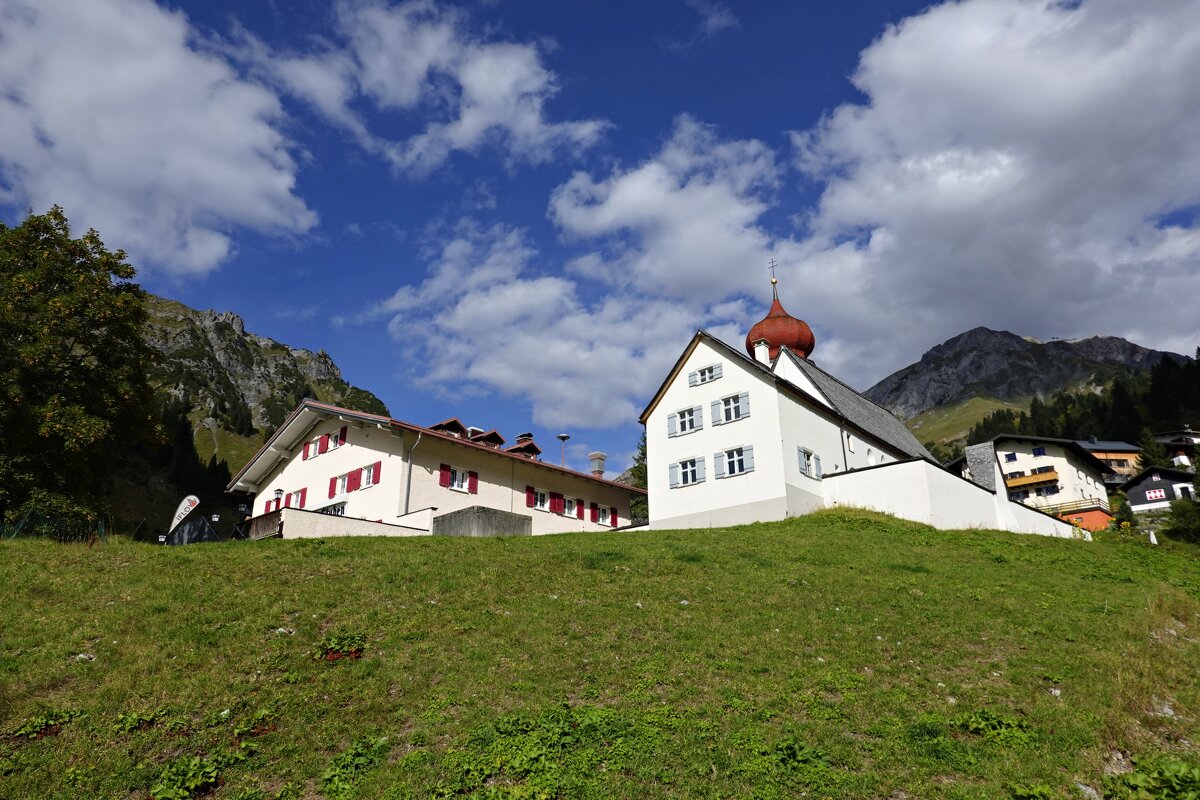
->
[
  {"left": 964, "top": 443, "right": 998, "bottom": 492},
  {"left": 1075, "top": 438, "right": 1140, "bottom": 452},
  {"left": 782, "top": 349, "right": 933, "bottom": 461}
]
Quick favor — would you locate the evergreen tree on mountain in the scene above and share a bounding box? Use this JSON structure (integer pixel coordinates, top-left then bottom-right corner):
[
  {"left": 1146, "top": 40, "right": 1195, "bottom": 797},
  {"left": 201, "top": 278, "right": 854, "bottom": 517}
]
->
[
  {"left": 0, "top": 207, "right": 158, "bottom": 521},
  {"left": 1135, "top": 428, "right": 1170, "bottom": 471}
]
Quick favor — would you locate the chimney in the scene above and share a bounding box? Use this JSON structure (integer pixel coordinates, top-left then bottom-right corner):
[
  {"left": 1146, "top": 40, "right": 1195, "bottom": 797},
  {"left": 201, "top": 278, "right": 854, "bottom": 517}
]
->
[
  {"left": 588, "top": 451, "right": 607, "bottom": 478},
  {"left": 516, "top": 431, "right": 534, "bottom": 443},
  {"left": 752, "top": 338, "right": 771, "bottom": 365},
  {"left": 467, "top": 426, "right": 485, "bottom": 438}
]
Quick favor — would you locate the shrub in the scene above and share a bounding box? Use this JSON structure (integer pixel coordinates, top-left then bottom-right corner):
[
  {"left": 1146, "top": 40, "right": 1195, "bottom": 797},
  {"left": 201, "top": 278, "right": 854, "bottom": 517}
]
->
[{"left": 1162, "top": 498, "right": 1200, "bottom": 544}]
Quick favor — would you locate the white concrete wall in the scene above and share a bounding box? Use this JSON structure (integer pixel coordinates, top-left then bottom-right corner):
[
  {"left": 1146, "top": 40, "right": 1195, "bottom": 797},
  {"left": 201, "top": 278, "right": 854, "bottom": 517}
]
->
[
  {"left": 278, "top": 508, "right": 428, "bottom": 538},
  {"left": 254, "top": 417, "right": 637, "bottom": 536},
  {"left": 647, "top": 340, "right": 788, "bottom": 525}
]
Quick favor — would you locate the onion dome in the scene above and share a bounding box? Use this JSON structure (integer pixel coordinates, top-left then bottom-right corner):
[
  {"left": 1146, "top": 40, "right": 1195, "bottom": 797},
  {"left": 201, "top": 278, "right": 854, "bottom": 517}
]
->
[{"left": 745, "top": 278, "right": 815, "bottom": 360}]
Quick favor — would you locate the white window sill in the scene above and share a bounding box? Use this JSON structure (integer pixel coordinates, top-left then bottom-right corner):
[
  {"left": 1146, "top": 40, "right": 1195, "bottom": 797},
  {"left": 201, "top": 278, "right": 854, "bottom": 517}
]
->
[{"left": 717, "top": 469, "right": 753, "bottom": 479}]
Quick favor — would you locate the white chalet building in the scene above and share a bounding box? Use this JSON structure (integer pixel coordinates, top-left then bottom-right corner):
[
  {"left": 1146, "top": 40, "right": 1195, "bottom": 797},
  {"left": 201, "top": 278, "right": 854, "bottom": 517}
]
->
[
  {"left": 229, "top": 400, "right": 644, "bottom": 538},
  {"left": 641, "top": 281, "right": 1076, "bottom": 538}
]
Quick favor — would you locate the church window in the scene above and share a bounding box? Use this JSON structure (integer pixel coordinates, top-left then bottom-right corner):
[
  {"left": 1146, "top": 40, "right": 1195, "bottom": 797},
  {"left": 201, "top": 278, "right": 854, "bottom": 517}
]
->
[
  {"left": 668, "top": 406, "right": 702, "bottom": 437},
  {"left": 689, "top": 364, "right": 723, "bottom": 386},
  {"left": 798, "top": 448, "right": 822, "bottom": 479},
  {"left": 715, "top": 446, "right": 754, "bottom": 478},
  {"left": 669, "top": 457, "right": 705, "bottom": 488},
  {"left": 713, "top": 392, "right": 750, "bottom": 425}
]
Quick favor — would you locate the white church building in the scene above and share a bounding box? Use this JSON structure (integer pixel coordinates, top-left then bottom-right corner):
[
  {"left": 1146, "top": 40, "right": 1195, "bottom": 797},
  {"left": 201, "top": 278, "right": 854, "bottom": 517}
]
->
[{"left": 641, "top": 280, "right": 1076, "bottom": 538}]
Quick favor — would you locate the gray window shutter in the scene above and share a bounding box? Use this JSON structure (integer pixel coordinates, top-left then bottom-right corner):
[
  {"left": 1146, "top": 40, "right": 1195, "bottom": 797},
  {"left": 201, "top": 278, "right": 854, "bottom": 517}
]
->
[
  {"left": 713, "top": 452, "right": 726, "bottom": 478},
  {"left": 669, "top": 463, "right": 680, "bottom": 488},
  {"left": 696, "top": 457, "right": 707, "bottom": 483},
  {"left": 711, "top": 399, "right": 722, "bottom": 425},
  {"left": 813, "top": 454, "right": 823, "bottom": 478},
  {"left": 693, "top": 405, "right": 704, "bottom": 430},
  {"left": 744, "top": 445, "right": 755, "bottom": 472},
  {"left": 713, "top": 363, "right": 723, "bottom": 379},
  {"left": 688, "top": 370, "right": 699, "bottom": 387},
  {"left": 668, "top": 413, "right": 678, "bottom": 437},
  {"left": 739, "top": 391, "right": 750, "bottom": 418},
  {"left": 797, "top": 447, "right": 808, "bottom": 474}
]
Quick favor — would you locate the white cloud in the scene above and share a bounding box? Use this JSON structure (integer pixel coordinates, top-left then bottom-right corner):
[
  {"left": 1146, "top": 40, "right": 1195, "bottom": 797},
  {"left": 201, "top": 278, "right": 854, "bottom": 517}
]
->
[
  {"left": 238, "top": 0, "right": 607, "bottom": 176},
  {"left": 789, "top": 0, "right": 1200, "bottom": 385},
  {"left": 686, "top": 0, "right": 739, "bottom": 40},
  {"left": 0, "top": 0, "right": 315, "bottom": 275},
  {"left": 550, "top": 115, "right": 784, "bottom": 302}
]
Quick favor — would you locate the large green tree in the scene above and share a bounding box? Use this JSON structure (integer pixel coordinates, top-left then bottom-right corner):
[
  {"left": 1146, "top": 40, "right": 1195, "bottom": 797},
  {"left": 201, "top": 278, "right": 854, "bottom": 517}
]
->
[{"left": 0, "top": 207, "right": 157, "bottom": 521}]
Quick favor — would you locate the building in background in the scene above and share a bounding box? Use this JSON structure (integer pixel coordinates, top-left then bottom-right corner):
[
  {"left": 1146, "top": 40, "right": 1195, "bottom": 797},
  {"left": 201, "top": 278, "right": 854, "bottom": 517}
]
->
[
  {"left": 1154, "top": 426, "right": 1198, "bottom": 469},
  {"left": 958, "top": 435, "right": 1111, "bottom": 530},
  {"left": 1121, "top": 465, "right": 1196, "bottom": 512},
  {"left": 641, "top": 280, "right": 1076, "bottom": 538},
  {"left": 229, "top": 400, "right": 644, "bottom": 538},
  {"left": 1075, "top": 437, "right": 1141, "bottom": 490}
]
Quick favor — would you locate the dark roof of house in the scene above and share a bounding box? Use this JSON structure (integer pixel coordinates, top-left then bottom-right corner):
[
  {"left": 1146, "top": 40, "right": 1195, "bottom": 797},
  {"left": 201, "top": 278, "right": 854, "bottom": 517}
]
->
[
  {"left": 781, "top": 349, "right": 932, "bottom": 461},
  {"left": 1119, "top": 465, "right": 1197, "bottom": 491},
  {"left": 469, "top": 429, "right": 506, "bottom": 446},
  {"left": 1075, "top": 438, "right": 1140, "bottom": 453},
  {"left": 639, "top": 330, "right": 931, "bottom": 462}
]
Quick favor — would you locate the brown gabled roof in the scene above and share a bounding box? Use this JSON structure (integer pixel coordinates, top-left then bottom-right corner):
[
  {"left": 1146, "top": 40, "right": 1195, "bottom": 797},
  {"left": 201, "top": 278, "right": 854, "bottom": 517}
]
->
[
  {"left": 505, "top": 440, "right": 543, "bottom": 457},
  {"left": 226, "top": 399, "right": 644, "bottom": 496},
  {"left": 469, "top": 429, "right": 507, "bottom": 446},
  {"left": 429, "top": 418, "right": 469, "bottom": 436}
]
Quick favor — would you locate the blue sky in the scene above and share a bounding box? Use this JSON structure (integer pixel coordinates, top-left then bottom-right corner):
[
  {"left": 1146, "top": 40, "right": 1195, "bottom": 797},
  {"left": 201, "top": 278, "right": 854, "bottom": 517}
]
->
[{"left": 3, "top": 0, "right": 1200, "bottom": 473}]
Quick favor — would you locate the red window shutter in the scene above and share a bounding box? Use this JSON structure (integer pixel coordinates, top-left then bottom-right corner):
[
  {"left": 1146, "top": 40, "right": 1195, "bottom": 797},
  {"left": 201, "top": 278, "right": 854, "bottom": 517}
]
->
[
  {"left": 274, "top": 498, "right": 282, "bottom": 512},
  {"left": 373, "top": 461, "right": 382, "bottom": 485},
  {"left": 299, "top": 488, "right": 307, "bottom": 509},
  {"left": 590, "top": 503, "right": 599, "bottom": 523},
  {"left": 439, "top": 464, "right": 452, "bottom": 487},
  {"left": 468, "top": 471, "right": 478, "bottom": 494},
  {"left": 610, "top": 507, "right": 618, "bottom": 528},
  {"left": 264, "top": 500, "right": 271, "bottom": 515},
  {"left": 303, "top": 442, "right": 310, "bottom": 460},
  {"left": 526, "top": 486, "right": 536, "bottom": 507},
  {"left": 338, "top": 426, "right": 348, "bottom": 446},
  {"left": 329, "top": 476, "right": 338, "bottom": 499},
  {"left": 576, "top": 499, "right": 584, "bottom": 520},
  {"left": 549, "top": 493, "right": 561, "bottom": 514},
  {"left": 319, "top": 433, "right": 330, "bottom": 454},
  {"left": 348, "top": 468, "right": 363, "bottom": 492},
  {"left": 284, "top": 493, "right": 292, "bottom": 508}
]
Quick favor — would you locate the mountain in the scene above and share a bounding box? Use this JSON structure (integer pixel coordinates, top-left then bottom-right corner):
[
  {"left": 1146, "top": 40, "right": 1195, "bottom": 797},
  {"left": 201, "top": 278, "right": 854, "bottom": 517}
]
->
[
  {"left": 863, "top": 327, "right": 1186, "bottom": 446},
  {"left": 107, "top": 295, "right": 388, "bottom": 530}
]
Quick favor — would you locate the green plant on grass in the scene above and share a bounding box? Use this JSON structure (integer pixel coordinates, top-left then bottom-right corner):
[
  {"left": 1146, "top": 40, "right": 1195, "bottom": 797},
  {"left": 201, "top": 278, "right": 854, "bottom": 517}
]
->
[
  {"left": 234, "top": 707, "right": 277, "bottom": 739},
  {"left": 316, "top": 630, "right": 367, "bottom": 661},
  {"left": 10, "top": 708, "right": 81, "bottom": 738},
  {"left": 1104, "top": 754, "right": 1200, "bottom": 799},
  {"left": 951, "top": 709, "right": 1034, "bottom": 746},
  {"left": 114, "top": 709, "right": 162, "bottom": 733},
  {"left": 1009, "top": 782, "right": 1058, "bottom": 799},
  {"left": 150, "top": 756, "right": 219, "bottom": 800},
  {"left": 321, "top": 736, "right": 390, "bottom": 800}
]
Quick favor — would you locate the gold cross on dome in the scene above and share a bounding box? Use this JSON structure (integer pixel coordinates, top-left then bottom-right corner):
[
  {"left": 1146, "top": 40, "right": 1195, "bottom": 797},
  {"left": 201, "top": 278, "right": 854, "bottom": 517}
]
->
[{"left": 768, "top": 259, "right": 778, "bottom": 284}]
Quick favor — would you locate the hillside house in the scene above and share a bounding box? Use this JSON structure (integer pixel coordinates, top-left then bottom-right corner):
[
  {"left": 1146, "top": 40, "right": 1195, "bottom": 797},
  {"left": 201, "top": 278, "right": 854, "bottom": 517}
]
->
[
  {"left": 1075, "top": 437, "right": 1141, "bottom": 489},
  {"left": 1154, "top": 426, "right": 1198, "bottom": 469},
  {"left": 641, "top": 280, "right": 1076, "bottom": 538},
  {"left": 1121, "top": 465, "right": 1196, "bottom": 512},
  {"left": 959, "top": 435, "right": 1112, "bottom": 530},
  {"left": 228, "top": 400, "right": 644, "bottom": 538}
]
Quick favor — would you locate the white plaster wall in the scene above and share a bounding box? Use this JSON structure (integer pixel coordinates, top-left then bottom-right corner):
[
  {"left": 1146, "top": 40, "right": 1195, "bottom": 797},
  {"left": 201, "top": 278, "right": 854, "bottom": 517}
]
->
[
  {"left": 647, "top": 340, "right": 787, "bottom": 525},
  {"left": 279, "top": 508, "right": 427, "bottom": 538},
  {"left": 255, "top": 418, "right": 637, "bottom": 536},
  {"left": 649, "top": 496, "right": 789, "bottom": 530},
  {"left": 772, "top": 354, "right": 833, "bottom": 409}
]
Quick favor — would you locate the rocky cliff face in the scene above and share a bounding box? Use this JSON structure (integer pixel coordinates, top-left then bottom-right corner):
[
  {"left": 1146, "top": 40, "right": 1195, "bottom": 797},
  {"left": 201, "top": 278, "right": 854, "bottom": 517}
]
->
[
  {"left": 143, "top": 295, "right": 387, "bottom": 465},
  {"left": 864, "top": 327, "right": 1185, "bottom": 421}
]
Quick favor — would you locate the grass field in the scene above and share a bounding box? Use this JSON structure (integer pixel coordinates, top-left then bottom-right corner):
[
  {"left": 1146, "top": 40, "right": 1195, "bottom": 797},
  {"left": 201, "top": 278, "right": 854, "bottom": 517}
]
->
[{"left": 2, "top": 510, "right": 1198, "bottom": 799}]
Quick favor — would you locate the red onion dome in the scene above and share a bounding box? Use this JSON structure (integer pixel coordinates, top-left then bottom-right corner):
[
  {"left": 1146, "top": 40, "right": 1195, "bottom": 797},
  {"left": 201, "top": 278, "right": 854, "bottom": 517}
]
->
[{"left": 745, "top": 280, "right": 815, "bottom": 360}]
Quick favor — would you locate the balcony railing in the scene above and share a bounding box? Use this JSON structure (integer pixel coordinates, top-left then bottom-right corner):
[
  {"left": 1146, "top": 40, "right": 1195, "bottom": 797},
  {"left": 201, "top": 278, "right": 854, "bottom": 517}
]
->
[
  {"left": 1004, "top": 470, "right": 1059, "bottom": 489},
  {"left": 1041, "top": 497, "right": 1111, "bottom": 516}
]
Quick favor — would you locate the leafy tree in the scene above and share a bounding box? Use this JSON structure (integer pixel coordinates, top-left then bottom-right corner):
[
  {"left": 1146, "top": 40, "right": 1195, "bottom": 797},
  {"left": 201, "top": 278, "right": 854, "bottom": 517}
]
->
[
  {"left": 1109, "top": 495, "right": 1137, "bottom": 532},
  {"left": 0, "top": 207, "right": 157, "bottom": 521}
]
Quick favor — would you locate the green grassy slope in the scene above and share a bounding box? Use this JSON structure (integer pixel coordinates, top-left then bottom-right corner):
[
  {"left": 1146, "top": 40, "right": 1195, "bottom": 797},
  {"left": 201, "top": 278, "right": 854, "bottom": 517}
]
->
[
  {"left": 906, "top": 395, "right": 1028, "bottom": 448},
  {"left": 2, "top": 511, "right": 1198, "bottom": 799}
]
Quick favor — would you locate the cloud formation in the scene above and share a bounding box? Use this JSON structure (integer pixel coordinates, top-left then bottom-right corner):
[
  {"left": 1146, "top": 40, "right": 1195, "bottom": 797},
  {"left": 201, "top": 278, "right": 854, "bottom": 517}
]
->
[
  {"left": 789, "top": 0, "right": 1200, "bottom": 379},
  {"left": 0, "top": 0, "right": 315, "bottom": 275},
  {"left": 240, "top": 0, "right": 608, "bottom": 175}
]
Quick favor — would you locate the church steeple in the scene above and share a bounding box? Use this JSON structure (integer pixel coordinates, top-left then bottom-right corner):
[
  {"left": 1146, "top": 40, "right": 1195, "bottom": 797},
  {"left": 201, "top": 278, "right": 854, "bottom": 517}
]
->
[{"left": 745, "top": 274, "right": 815, "bottom": 361}]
